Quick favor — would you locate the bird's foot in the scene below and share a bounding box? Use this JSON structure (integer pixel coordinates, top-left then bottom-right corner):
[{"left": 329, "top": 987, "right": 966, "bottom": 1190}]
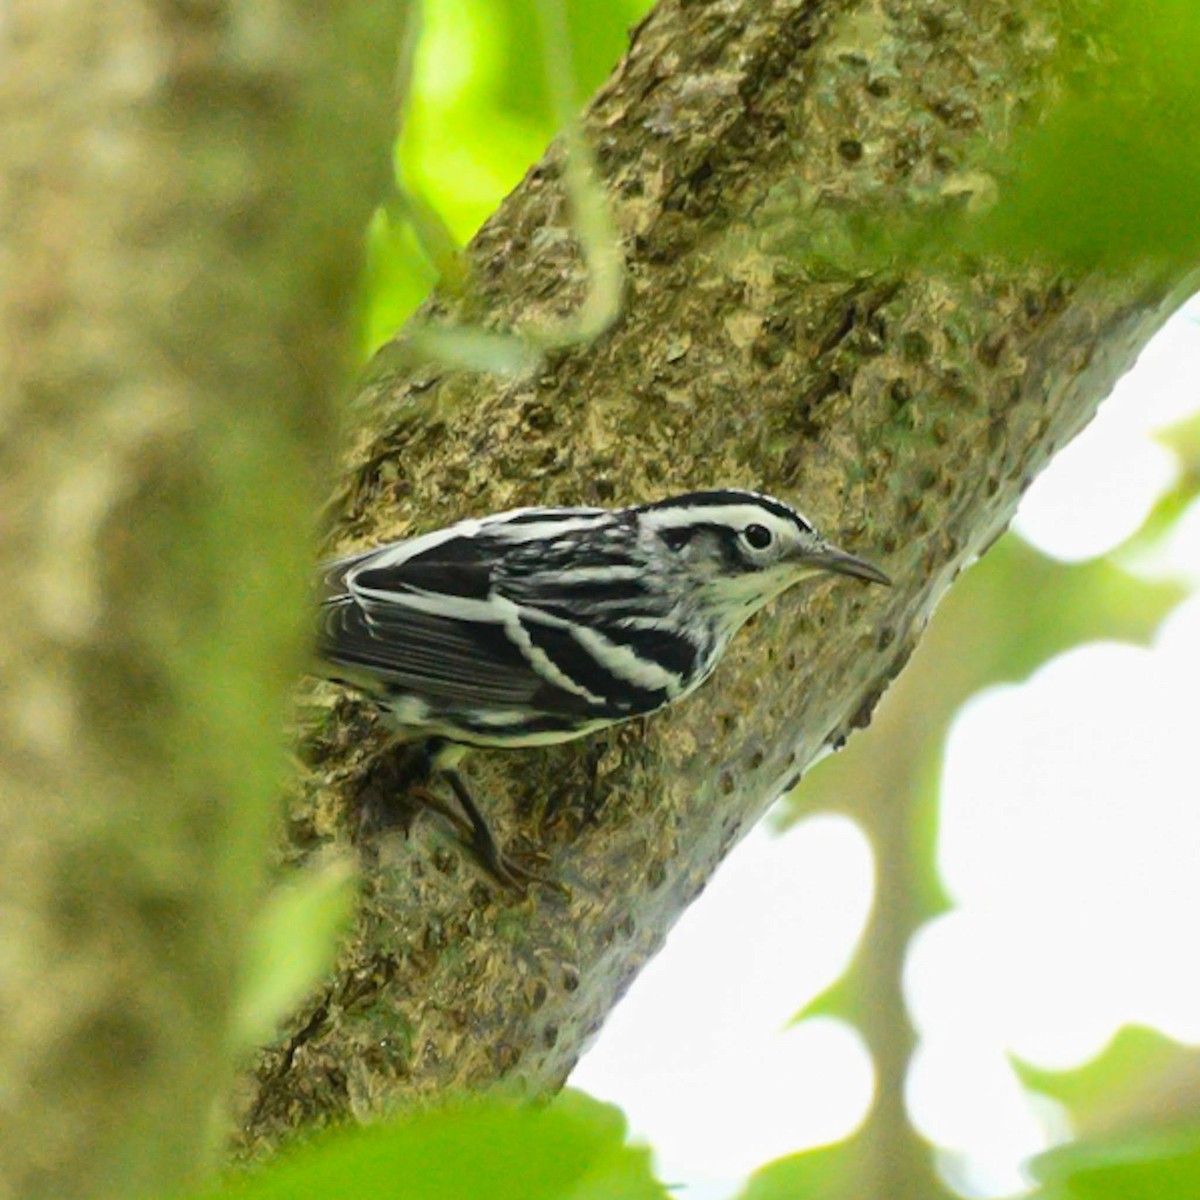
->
[{"left": 409, "top": 780, "right": 561, "bottom": 895}]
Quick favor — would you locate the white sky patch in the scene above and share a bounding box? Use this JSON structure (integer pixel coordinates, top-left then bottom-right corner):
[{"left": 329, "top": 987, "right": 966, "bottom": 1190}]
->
[
  {"left": 909, "top": 594, "right": 1200, "bottom": 1195},
  {"left": 907, "top": 1037, "right": 1067, "bottom": 1198},
  {"left": 572, "top": 815, "right": 874, "bottom": 1195},
  {"left": 1014, "top": 298, "right": 1200, "bottom": 562}
]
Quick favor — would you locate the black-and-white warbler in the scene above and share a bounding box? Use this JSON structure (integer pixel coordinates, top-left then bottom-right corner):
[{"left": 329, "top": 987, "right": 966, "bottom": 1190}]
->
[{"left": 318, "top": 489, "right": 890, "bottom": 883}]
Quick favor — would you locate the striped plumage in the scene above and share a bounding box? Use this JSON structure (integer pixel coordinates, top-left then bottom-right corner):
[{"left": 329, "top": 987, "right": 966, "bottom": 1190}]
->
[
  {"left": 319, "top": 490, "right": 889, "bottom": 747},
  {"left": 317, "top": 490, "right": 889, "bottom": 883}
]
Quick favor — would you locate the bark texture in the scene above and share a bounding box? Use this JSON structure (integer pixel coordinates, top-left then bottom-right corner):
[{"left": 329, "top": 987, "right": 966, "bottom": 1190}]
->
[
  {"left": 0, "top": 3, "right": 404, "bottom": 1197},
  {"left": 239, "top": 0, "right": 1195, "bottom": 1151}
]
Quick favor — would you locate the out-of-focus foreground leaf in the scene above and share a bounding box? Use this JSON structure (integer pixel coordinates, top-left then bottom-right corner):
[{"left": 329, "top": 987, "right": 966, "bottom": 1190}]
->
[
  {"left": 1019, "top": 1023, "right": 1200, "bottom": 1200},
  {"left": 792, "top": 531, "right": 1188, "bottom": 1000},
  {"left": 363, "top": 0, "right": 653, "bottom": 354},
  {"left": 1033, "top": 1125, "right": 1200, "bottom": 1200},
  {"left": 192, "top": 1092, "right": 665, "bottom": 1200},
  {"left": 1016, "top": 1025, "right": 1200, "bottom": 1138},
  {"left": 765, "top": 0, "right": 1200, "bottom": 275},
  {"left": 736, "top": 1137, "right": 862, "bottom": 1200},
  {"left": 1132, "top": 408, "right": 1200, "bottom": 545},
  {"left": 234, "top": 855, "right": 358, "bottom": 1049},
  {"left": 969, "top": 0, "right": 1200, "bottom": 270}
]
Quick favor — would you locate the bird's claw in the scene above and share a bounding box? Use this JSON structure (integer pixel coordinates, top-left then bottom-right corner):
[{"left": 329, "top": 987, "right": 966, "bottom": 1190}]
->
[{"left": 410, "top": 780, "right": 561, "bottom": 896}]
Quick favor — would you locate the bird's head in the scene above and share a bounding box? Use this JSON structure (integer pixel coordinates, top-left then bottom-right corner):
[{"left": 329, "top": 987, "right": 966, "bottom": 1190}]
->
[{"left": 636, "top": 489, "right": 891, "bottom": 633}]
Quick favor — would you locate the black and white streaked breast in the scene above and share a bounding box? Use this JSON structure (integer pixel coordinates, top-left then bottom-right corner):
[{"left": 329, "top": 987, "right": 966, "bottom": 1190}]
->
[{"left": 317, "top": 504, "right": 719, "bottom": 748}]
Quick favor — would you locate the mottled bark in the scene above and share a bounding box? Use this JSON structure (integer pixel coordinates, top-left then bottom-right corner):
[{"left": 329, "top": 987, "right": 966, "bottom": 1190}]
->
[
  {"left": 235, "top": 0, "right": 1194, "bottom": 1153},
  {"left": 0, "top": 3, "right": 405, "bottom": 1197}
]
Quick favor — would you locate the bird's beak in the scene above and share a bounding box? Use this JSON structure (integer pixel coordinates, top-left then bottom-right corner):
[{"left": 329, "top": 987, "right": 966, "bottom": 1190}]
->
[{"left": 798, "top": 542, "right": 892, "bottom": 586}]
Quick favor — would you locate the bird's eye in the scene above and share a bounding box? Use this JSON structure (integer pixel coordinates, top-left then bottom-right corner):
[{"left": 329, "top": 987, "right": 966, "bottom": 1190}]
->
[{"left": 743, "top": 523, "right": 772, "bottom": 550}]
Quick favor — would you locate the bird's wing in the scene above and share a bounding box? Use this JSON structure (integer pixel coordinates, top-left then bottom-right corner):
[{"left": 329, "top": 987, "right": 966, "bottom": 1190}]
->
[
  {"left": 318, "top": 533, "right": 601, "bottom": 715},
  {"left": 316, "top": 510, "right": 680, "bottom": 722},
  {"left": 318, "top": 593, "right": 577, "bottom": 710}
]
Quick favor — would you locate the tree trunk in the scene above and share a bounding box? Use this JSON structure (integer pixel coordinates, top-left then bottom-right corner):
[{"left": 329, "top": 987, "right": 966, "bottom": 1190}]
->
[
  {"left": 0, "top": 3, "right": 405, "bottom": 1196},
  {"left": 236, "top": 0, "right": 1195, "bottom": 1151}
]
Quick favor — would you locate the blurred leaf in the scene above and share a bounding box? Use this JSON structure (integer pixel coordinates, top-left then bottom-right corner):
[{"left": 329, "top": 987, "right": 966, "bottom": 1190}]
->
[
  {"left": 500, "top": 0, "right": 651, "bottom": 117},
  {"left": 391, "top": 184, "right": 468, "bottom": 293},
  {"left": 787, "top": 534, "right": 1188, "bottom": 975},
  {"left": 1155, "top": 407, "right": 1200, "bottom": 468},
  {"left": 1123, "top": 409, "right": 1200, "bottom": 546},
  {"left": 796, "top": 534, "right": 1188, "bottom": 815},
  {"left": 363, "top": 0, "right": 653, "bottom": 345},
  {"left": 729, "top": 1142, "right": 854, "bottom": 1200},
  {"left": 966, "top": 538, "right": 1186, "bottom": 679},
  {"left": 782, "top": 536, "right": 1187, "bottom": 1198},
  {"left": 798, "top": 972, "right": 867, "bottom": 1025},
  {"left": 234, "top": 854, "right": 357, "bottom": 1047},
  {"left": 188, "top": 1091, "right": 665, "bottom": 1200},
  {"left": 969, "top": 0, "right": 1200, "bottom": 271},
  {"left": 1034, "top": 1125, "right": 1200, "bottom": 1200},
  {"left": 766, "top": 0, "right": 1200, "bottom": 274},
  {"left": 737, "top": 1139, "right": 859, "bottom": 1200},
  {"left": 737, "top": 1132, "right": 957, "bottom": 1200},
  {"left": 1015, "top": 1025, "right": 1200, "bottom": 1140},
  {"left": 790, "top": 534, "right": 1188, "bottom": 841},
  {"left": 361, "top": 207, "right": 439, "bottom": 356}
]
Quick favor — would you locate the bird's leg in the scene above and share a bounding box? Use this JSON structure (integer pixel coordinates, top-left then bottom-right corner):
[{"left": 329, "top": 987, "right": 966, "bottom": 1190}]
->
[
  {"left": 403, "top": 741, "right": 474, "bottom": 841},
  {"left": 355, "top": 736, "right": 475, "bottom": 846},
  {"left": 358, "top": 736, "right": 548, "bottom": 890},
  {"left": 438, "top": 766, "right": 541, "bottom": 890},
  {"left": 418, "top": 739, "right": 546, "bottom": 891}
]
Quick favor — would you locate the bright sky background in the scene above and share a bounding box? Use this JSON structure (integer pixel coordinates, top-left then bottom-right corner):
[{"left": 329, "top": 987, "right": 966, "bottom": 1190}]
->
[{"left": 571, "top": 293, "right": 1200, "bottom": 1200}]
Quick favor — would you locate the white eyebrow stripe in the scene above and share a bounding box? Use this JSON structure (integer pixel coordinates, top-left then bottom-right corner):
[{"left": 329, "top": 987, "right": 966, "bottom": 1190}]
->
[{"left": 640, "top": 505, "right": 802, "bottom": 535}]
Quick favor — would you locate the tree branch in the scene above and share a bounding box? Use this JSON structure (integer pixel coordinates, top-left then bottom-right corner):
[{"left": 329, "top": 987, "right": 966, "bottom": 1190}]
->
[{"left": 238, "top": 0, "right": 1199, "bottom": 1151}]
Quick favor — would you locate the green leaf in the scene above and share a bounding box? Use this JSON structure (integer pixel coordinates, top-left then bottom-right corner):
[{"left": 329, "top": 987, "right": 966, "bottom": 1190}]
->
[
  {"left": 234, "top": 854, "right": 357, "bottom": 1047},
  {"left": 1014, "top": 1025, "right": 1200, "bottom": 1138},
  {"left": 1021, "top": 1027, "right": 1200, "bottom": 1199},
  {"left": 189, "top": 1092, "right": 666, "bottom": 1200},
  {"left": 363, "top": 0, "right": 654, "bottom": 348},
  {"left": 737, "top": 1133, "right": 958, "bottom": 1200},
  {"left": 736, "top": 1139, "right": 860, "bottom": 1200},
  {"left": 1127, "top": 409, "right": 1200, "bottom": 547},
  {"left": 1034, "top": 1126, "right": 1200, "bottom": 1200},
  {"left": 786, "top": 0, "right": 1200, "bottom": 274},
  {"left": 985, "top": 0, "right": 1200, "bottom": 270},
  {"left": 1155, "top": 407, "right": 1200, "bottom": 468}
]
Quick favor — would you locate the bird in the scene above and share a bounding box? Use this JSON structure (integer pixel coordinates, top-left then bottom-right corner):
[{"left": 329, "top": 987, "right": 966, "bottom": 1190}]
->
[{"left": 317, "top": 489, "right": 891, "bottom": 884}]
